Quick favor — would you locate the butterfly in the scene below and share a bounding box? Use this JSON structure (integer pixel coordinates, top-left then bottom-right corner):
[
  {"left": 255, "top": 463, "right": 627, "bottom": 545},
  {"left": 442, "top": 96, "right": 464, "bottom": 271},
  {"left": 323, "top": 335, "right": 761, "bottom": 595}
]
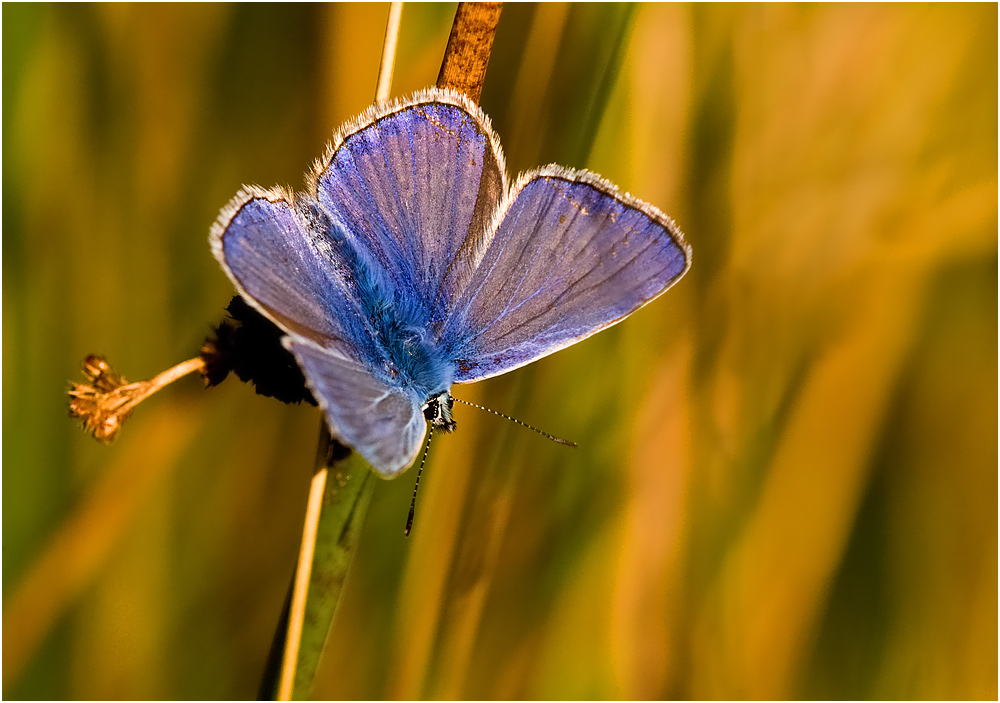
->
[{"left": 211, "top": 87, "right": 690, "bottom": 478}]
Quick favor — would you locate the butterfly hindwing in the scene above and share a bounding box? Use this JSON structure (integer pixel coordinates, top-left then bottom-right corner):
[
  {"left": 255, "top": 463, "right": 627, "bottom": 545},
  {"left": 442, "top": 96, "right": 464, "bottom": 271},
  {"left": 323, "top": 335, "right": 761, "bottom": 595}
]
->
[
  {"left": 284, "top": 338, "right": 426, "bottom": 477},
  {"left": 442, "top": 167, "right": 691, "bottom": 382}
]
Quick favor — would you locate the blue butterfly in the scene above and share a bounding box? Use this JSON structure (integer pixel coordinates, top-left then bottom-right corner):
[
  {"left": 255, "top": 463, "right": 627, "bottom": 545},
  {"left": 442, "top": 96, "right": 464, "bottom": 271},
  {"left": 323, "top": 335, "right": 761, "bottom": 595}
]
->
[{"left": 211, "top": 88, "right": 690, "bottom": 478}]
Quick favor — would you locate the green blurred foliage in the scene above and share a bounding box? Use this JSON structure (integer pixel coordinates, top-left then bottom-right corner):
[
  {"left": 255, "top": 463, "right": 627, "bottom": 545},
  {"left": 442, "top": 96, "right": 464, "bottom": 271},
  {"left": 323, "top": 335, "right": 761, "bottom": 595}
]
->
[{"left": 3, "top": 3, "right": 996, "bottom": 699}]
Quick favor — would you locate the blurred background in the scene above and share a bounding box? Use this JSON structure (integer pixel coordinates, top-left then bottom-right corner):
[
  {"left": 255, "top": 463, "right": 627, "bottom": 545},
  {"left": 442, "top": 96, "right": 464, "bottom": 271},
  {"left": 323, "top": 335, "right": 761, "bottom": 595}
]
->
[{"left": 3, "top": 3, "right": 996, "bottom": 699}]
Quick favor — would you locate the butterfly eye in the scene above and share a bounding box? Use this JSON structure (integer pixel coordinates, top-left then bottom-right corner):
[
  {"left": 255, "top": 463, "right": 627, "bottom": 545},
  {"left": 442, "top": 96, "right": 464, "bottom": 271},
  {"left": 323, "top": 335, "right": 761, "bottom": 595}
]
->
[
  {"left": 422, "top": 403, "right": 436, "bottom": 422},
  {"left": 421, "top": 392, "right": 456, "bottom": 432}
]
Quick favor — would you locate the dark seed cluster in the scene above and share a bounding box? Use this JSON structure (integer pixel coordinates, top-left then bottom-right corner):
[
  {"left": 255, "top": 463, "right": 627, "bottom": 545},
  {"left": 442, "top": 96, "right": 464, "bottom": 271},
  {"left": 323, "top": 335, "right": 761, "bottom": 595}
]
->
[{"left": 201, "top": 296, "right": 316, "bottom": 406}]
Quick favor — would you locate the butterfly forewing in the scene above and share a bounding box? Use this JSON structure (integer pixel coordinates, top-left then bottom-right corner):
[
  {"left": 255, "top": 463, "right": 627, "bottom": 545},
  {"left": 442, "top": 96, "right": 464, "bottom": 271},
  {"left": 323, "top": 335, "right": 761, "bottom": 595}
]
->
[
  {"left": 312, "top": 91, "right": 506, "bottom": 327},
  {"left": 443, "top": 168, "right": 690, "bottom": 383},
  {"left": 213, "top": 191, "right": 372, "bottom": 361}
]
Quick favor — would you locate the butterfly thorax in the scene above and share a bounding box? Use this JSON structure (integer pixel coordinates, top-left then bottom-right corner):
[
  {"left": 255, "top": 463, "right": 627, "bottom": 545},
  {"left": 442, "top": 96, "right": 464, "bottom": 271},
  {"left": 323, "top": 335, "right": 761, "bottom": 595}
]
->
[
  {"left": 422, "top": 391, "right": 456, "bottom": 432},
  {"left": 379, "top": 321, "right": 453, "bottom": 401}
]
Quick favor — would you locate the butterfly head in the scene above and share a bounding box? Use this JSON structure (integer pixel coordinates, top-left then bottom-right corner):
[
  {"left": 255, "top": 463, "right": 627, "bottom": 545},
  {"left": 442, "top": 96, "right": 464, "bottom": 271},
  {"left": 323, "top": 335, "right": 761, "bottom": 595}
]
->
[{"left": 422, "top": 391, "right": 456, "bottom": 433}]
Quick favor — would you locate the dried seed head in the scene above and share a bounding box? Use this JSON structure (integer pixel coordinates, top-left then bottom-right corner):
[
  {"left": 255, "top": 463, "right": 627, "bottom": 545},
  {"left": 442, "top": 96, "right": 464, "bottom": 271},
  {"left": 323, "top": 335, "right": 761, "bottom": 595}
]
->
[
  {"left": 68, "top": 355, "right": 205, "bottom": 444},
  {"left": 69, "top": 355, "right": 136, "bottom": 443}
]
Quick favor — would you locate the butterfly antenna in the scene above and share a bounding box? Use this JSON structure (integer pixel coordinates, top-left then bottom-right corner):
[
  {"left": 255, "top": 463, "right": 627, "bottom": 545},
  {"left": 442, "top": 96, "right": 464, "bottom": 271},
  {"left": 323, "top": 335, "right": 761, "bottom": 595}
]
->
[
  {"left": 452, "top": 397, "right": 577, "bottom": 447},
  {"left": 405, "top": 425, "right": 434, "bottom": 536}
]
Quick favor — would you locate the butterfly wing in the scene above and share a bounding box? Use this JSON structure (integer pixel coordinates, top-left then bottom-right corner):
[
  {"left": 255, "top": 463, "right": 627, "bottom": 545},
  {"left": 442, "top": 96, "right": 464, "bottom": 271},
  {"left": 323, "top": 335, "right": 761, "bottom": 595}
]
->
[
  {"left": 442, "top": 166, "right": 691, "bottom": 382},
  {"left": 212, "top": 188, "right": 425, "bottom": 476},
  {"left": 284, "top": 339, "right": 426, "bottom": 477},
  {"left": 210, "top": 187, "right": 378, "bottom": 360},
  {"left": 310, "top": 88, "right": 506, "bottom": 327}
]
